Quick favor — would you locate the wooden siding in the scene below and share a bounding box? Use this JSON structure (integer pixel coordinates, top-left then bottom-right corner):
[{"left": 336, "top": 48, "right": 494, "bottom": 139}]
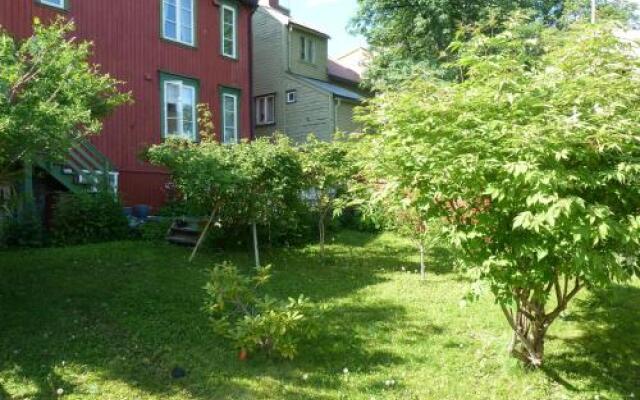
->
[
  {"left": 288, "top": 27, "right": 328, "bottom": 81},
  {"left": 0, "top": 0, "right": 254, "bottom": 210},
  {"left": 253, "top": 7, "right": 286, "bottom": 138},
  {"left": 334, "top": 100, "right": 361, "bottom": 134}
]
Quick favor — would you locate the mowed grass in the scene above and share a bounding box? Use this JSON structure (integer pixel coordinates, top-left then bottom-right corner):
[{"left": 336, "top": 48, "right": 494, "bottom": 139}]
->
[{"left": 0, "top": 231, "right": 638, "bottom": 400}]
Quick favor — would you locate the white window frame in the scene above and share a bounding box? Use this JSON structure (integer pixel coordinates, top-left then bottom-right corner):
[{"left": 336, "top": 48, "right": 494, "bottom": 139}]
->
[
  {"left": 221, "top": 4, "right": 237, "bottom": 58},
  {"left": 255, "top": 95, "right": 275, "bottom": 125},
  {"left": 162, "top": 0, "right": 195, "bottom": 46},
  {"left": 286, "top": 90, "right": 297, "bottom": 104},
  {"left": 222, "top": 93, "right": 239, "bottom": 144},
  {"left": 39, "top": 0, "right": 65, "bottom": 8},
  {"left": 300, "top": 36, "right": 315, "bottom": 63},
  {"left": 163, "top": 80, "right": 197, "bottom": 141}
]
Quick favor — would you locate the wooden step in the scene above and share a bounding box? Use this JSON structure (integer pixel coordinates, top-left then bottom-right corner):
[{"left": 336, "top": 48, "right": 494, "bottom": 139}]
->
[{"left": 167, "top": 233, "right": 198, "bottom": 246}]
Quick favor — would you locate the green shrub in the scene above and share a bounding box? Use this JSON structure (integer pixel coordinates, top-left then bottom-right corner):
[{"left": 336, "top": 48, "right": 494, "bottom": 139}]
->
[
  {"left": 204, "top": 262, "right": 318, "bottom": 360},
  {"left": 1, "top": 210, "right": 44, "bottom": 247},
  {"left": 51, "top": 191, "right": 128, "bottom": 246}
]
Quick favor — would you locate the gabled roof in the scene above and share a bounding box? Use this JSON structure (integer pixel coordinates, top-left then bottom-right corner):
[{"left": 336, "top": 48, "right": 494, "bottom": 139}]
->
[
  {"left": 261, "top": 5, "right": 331, "bottom": 39},
  {"left": 328, "top": 59, "right": 361, "bottom": 84},
  {"left": 296, "top": 76, "right": 364, "bottom": 102}
]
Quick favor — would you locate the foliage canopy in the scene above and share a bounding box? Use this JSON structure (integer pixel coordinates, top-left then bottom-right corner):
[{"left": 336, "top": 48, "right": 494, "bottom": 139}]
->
[
  {"left": 357, "top": 16, "right": 640, "bottom": 366},
  {"left": 0, "top": 18, "right": 130, "bottom": 176}
]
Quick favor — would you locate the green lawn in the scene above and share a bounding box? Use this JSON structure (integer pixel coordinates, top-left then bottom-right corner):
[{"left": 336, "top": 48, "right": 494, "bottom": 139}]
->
[{"left": 0, "top": 231, "right": 638, "bottom": 400}]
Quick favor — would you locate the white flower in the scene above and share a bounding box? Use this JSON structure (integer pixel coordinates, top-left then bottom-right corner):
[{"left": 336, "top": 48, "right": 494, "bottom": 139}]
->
[
  {"left": 401, "top": 266, "right": 406, "bottom": 271},
  {"left": 385, "top": 380, "right": 391, "bottom": 386},
  {"left": 342, "top": 368, "right": 349, "bottom": 374},
  {"left": 302, "top": 373, "right": 309, "bottom": 381},
  {"left": 56, "top": 388, "right": 64, "bottom": 396}
]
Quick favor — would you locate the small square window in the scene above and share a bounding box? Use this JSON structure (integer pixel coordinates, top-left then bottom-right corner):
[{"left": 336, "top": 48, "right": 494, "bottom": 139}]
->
[{"left": 286, "top": 90, "right": 297, "bottom": 104}]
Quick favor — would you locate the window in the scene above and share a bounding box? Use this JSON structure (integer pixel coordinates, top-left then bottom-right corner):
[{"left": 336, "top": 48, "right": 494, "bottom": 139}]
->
[
  {"left": 221, "top": 4, "right": 237, "bottom": 58},
  {"left": 286, "top": 90, "right": 297, "bottom": 104},
  {"left": 300, "top": 36, "right": 315, "bottom": 63},
  {"left": 256, "top": 95, "right": 275, "bottom": 125},
  {"left": 221, "top": 89, "right": 240, "bottom": 144},
  {"left": 38, "top": 0, "right": 66, "bottom": 9},
  {"left": 161, "top": 75, "right": 198, "bottom": 141},
  {"left": 162, "top": 0, "right": 194, "bottom": 46}
]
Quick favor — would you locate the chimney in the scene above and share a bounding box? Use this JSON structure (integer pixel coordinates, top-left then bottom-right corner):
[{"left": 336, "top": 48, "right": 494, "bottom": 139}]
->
[{"left": 259, "top": 0, "right": 290, "bottom": 14}]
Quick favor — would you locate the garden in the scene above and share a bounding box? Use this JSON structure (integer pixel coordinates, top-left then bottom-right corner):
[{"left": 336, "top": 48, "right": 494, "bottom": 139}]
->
[
  {"left": 2, "top": 1, "right": 640, "bottom": 399},
  {"left": 1, "top": 233, "right": 638, "bottom": 399}
]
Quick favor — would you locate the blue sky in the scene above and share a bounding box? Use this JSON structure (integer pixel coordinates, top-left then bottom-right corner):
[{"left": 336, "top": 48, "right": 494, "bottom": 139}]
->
[{"left": 279, "top": 0, "right": 366, "bottom": 58}]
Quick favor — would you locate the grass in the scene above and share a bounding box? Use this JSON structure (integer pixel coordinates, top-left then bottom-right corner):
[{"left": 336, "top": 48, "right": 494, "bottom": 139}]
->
[{"left": 0, "top": 230, "right": 638, "bottom": 400}]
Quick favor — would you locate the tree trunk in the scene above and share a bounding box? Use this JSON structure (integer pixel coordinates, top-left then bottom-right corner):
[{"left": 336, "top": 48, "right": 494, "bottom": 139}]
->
[
  {"left": 189, "top": 208, "right": 217, "bottom": 262},
  {"left": 419, "top": 242, "right": 426, "bottom": 281},
  {"left": 319, "top": 217, "right": 325, "bottom": 258},
  {"left": 502, "top": 277, "right": 582, "bottom": 368},
  {"left": 252, "top": 221, "right": 260, "bottom": 268},
  {"left": 507, "top": 309, "right": 545, "bottom": 368}
]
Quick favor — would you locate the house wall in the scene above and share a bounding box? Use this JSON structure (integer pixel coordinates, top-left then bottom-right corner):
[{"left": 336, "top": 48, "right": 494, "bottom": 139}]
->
[
  {"left": 334, "top": 100, "right": 361, "bottom": 134},
  {"left": 253, "top": 7, "right": 286, "bottom": 138},
  {"left": 0, "top": 0, "right": 254, "bottom": 210},
  {"left": 288, "top": 27, "right": 328, "bottom": 81},
  {"left": 282, "top": 77, "right": 333, "bottom": 142}
]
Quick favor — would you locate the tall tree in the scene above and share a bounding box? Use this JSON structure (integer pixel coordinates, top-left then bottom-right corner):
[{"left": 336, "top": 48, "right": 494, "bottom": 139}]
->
[
  {"left": 359, "top": 15, "right": 640, "bottom": 367},
  {"left": 351, "top": 0, "right": 635, "bottom": 87}
]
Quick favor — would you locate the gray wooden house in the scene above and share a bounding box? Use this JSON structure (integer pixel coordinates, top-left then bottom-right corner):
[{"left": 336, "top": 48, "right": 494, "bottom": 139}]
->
[{"left": 252, "top": 0, "right": 366, "bottom": 142}]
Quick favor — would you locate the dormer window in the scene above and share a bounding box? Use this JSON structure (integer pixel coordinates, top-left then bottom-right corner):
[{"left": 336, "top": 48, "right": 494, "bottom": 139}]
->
[{"left": 300, "top": 36, "right": 315, "bottom": 63}]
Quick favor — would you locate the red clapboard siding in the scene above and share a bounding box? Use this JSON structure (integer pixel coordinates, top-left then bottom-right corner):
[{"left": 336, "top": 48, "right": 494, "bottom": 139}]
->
[{"left": 0, "top": 0, "right": 254, "bottom": 210}]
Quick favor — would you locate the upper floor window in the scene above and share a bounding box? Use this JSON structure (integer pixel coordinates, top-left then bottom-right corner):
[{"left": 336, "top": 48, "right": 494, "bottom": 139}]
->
[
  {"left": 221, "top": 4, "right": 238, "bottom": 58},
  {"left": 38, "top": 0, "right": 66, "bottom": 9},
  {"left": 300, "top": 36, "right": 315, "bottom": 63},
  {"left": 256, "top": 95, "right": 275, "bottom": 125},
  {"left": 162, "top": 0, "right": 195, "bottom": 46},
  {"left": 221, "top": 88, "right": 240, "bottom": 144},
  {"left": 161, "top": 74, "right": 198, "bottom": 141}
]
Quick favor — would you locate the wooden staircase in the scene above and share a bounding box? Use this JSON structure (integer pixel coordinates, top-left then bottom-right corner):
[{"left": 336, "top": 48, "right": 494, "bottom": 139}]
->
[
  {"left": 38, "top": 141, "right": 118, "bottom": 194},
  {"left": 166, "top": 218, "right": 203, "bottom": 247}
]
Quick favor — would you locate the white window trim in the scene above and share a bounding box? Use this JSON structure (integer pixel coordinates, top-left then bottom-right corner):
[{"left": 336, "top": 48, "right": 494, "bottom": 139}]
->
[
  {"left": 256, "top": 95, "right": 275, "bottom": 125},
  {"left": 301, "top": 36, "right": 315, "bottom": 63},
  {"left": 286, "top": 90, "right": 297, "bottom": 104},
  {"left": 163, "top": 80, "right": 197, "bottom": 141},
  {"left": 223, "top": 93, "right": 239, "bottom": 144},
  {"left": 221, "top": 4, "right": 237, "bottom": 58},
  {"left": 40, "top": 0, "right": 65, "bottom": 8},
  {"left": 162, "top": 0, "right": 195, "bottom": 46}
]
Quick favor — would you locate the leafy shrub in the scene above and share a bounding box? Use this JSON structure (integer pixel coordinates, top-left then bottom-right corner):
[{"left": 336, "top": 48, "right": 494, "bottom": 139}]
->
[
  {"left": 204, "top": 262, "right": 318, "bottom": 360},
  {"left": 1, "top": 210, "right": 44, "bottom": 247},
  {"left": 51, "top": 191, "right": 128, "bottom": 245}
]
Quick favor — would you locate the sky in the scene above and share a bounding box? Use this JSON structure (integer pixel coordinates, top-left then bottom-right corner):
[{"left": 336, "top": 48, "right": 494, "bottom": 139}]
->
[{"left": 279, "top": 0, "right": 366, "bottom": 58}]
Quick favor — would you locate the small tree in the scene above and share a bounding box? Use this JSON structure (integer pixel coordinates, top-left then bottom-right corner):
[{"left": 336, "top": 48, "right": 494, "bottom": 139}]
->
[
  {"left": 300, "top": 134, "right": 355, "bottom": 257},
  {"left": 361, "top": 15, "right": 640, "bottom": 367},
  {"left": 146, "top": 116, "right": 304, "bottom": 263},
  {"left": 0, "top": 18, "right": 131, "bottom": 177},
  {"left": 230, "top": 135, "right": 305, "bottom": 267}
]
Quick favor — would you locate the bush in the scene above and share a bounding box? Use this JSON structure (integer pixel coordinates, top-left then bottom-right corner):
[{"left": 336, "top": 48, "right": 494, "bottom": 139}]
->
[
  {"left": 51, "top": 191, "right": 128, "bottom": 245},
  {"left": 205, "top": 262, "right": 318, "bottom": 360},
  {"left": 1, "top": 209, "right": 44, "bottom": 247}
]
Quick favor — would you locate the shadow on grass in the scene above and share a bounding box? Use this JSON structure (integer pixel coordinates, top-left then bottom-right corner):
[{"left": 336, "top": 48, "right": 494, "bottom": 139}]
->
[
  {"left": 0, "top": 237, "right": 422, "bottom": 399},
  {"left": 543, "top": 284, "right": 640, "bottom": 396}
]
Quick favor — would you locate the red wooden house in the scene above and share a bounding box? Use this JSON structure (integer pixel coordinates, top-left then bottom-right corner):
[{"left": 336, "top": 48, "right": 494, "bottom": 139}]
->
[{"left": 0, "top": 0, "right": 257, "bottom": 211}]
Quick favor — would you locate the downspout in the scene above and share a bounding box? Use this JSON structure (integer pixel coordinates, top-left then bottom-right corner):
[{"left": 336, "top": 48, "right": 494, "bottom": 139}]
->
[{"left": 249, "top": 4, "right": 258, "bottom": 140}]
